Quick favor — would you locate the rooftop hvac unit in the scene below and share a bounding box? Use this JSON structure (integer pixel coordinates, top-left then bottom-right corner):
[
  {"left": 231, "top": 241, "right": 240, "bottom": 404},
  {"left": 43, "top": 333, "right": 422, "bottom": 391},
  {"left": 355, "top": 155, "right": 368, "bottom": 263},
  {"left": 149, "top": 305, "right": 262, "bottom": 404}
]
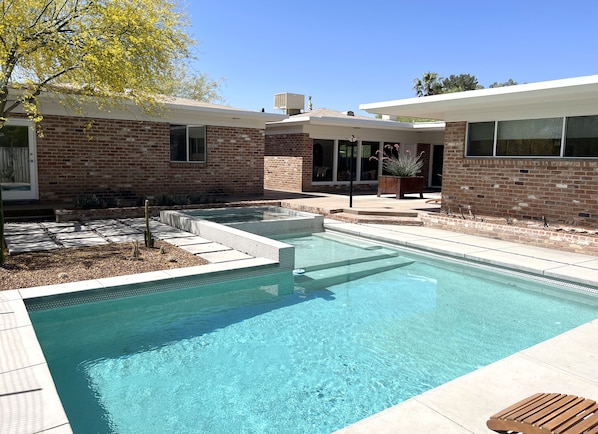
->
[{"left": 274, "top": 93, "right": 305, "bottom": 115}]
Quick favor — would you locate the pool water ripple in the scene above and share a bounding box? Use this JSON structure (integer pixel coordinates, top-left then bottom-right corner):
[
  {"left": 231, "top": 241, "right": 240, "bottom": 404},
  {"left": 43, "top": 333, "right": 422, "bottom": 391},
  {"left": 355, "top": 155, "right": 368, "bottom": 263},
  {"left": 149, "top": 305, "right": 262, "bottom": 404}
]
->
[{"left": 29, "top": 232, "right": 598, "bottom": 433}]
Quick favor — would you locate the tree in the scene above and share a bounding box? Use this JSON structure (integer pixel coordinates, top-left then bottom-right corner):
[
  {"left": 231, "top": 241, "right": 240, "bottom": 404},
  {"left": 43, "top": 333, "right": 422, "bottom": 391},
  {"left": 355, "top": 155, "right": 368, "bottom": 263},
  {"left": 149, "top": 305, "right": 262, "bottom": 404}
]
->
[
  {"left": 158, "top": 64, "right": 225, "bottom": 103},
  {"left": 0, "top": 0, "right": 194, "bottom": 126},
  {"left": 489, "top": 79, "right": 519, "bottom": 88},
  {"left": 442, "top": 74, "right": 482, "bottom": 93},
  {"left": 413, "top": 72, "right": 444, "bottom": 97},
  {"left": 0, "top": 0, "right": 194, "bottom": 265}
]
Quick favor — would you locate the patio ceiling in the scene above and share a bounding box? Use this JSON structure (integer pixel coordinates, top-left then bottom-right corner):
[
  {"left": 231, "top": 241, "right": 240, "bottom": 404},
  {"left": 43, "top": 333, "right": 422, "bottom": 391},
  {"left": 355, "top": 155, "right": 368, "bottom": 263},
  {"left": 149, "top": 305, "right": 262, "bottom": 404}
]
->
[{"left": 360, "top": 75, "right": 598, "bottom": 122}]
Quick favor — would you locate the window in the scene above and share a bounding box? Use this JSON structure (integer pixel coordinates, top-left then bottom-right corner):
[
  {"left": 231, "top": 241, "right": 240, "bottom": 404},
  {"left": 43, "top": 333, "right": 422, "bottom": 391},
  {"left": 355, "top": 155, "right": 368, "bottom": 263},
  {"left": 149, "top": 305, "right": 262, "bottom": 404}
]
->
[
  {"left": 312, "top": 140, "right": 334, "bottom": 181},
  {"left": 496, "top": 118, "right": 561, "bottom": 156},
  {"left": 467, "top": 122, "right": 494, "bottom": 156},
  {"left": 337, "top": 140, "right": 356, "bottom": 181},
  {"left": 466, "top": 117, "right": 579, "bottom": 158},
  {"left": 361, "top": 141, "right": 379, "bottom": 180},
  {"left": 564, "top": 115, "right": 598, "bottom": 157},
  {"left": 0, "top": 125, "right": 31, "bottom": 186},
  {"left": 170, "top": 125, "right": 206, "bottom": 162}
]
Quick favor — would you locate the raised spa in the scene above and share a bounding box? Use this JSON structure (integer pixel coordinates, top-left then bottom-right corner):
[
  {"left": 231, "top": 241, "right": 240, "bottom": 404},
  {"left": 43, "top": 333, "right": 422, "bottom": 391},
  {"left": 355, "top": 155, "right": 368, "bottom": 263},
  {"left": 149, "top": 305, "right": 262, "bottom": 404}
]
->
[{"left": 161, "top": 206, "right": 323, "bottom": 237}]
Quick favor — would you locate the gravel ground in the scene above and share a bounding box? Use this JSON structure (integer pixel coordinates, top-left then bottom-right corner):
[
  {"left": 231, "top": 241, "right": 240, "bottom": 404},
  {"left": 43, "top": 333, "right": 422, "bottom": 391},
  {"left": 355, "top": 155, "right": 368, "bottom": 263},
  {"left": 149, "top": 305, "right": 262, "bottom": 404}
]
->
[{"left": 0, "top": 240, "right": 208, "bottom": 290}]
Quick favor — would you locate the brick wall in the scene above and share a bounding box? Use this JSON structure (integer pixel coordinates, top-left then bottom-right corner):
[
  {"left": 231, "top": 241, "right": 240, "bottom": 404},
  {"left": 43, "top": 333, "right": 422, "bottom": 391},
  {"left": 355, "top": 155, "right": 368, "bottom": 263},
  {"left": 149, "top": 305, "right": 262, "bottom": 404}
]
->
[
  {"left": 264, "top": 133, "right": 312, "bottom": 192},
  {"left": 423, "top": 213, "right": 598, "bottom": 256},
  {"left": 36, "top": 115, "right": 265, "bottom": 203},
  {"left": 442, "top": 121, "right": 598, "bottom": 227}
]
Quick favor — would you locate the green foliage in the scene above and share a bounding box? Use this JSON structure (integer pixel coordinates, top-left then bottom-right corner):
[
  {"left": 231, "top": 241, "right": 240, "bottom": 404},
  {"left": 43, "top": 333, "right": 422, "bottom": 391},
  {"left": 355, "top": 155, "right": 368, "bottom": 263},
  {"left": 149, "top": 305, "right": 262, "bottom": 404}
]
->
[
  {"left": 75, "top": 190, "right": 230, "bottom": 209},
  {"left": 442, "top": 74, "right": 483, "bottom": 93},
  {"left": 413, "top": 72, "right": 444, "bottom": 97},
  {"left": 76, "top": 193, "right": 103, "bottom": 209},
  {"left": 414, "top": 72, "right": 519, "bottom": 96},
  {"left": 158, "top": 64, "right": 225, "bottom": 103},
  {"left": 0, "top": 0, "right": 194, "bottom": 126},
  {"left": 489, "top": 79, "right": 519, "bottom": 88}
]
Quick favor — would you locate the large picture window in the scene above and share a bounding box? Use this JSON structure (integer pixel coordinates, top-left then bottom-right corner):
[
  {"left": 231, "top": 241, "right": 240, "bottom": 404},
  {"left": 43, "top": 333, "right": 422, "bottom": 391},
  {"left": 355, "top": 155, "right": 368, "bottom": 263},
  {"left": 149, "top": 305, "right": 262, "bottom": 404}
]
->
[
  {"left": 337, "top": 140, "right": 356, "bottom": 181},
  {"left": 361, "top": 141, "right": 379, "bottom": 180},
  {"left": 496, "top": 118, "right": 561, "bottom": 156},
  {"left": 170, "top": 125, "right": 206, "bottom": 162},
  {"left": 466, "top": 116, "right": 598, "bottom": 158},
  {"left": 312, "top": 140, "right": 334, "bottom": 181},
  {"left": 564, "top": 115, "right": 598, "bottom": 157}
]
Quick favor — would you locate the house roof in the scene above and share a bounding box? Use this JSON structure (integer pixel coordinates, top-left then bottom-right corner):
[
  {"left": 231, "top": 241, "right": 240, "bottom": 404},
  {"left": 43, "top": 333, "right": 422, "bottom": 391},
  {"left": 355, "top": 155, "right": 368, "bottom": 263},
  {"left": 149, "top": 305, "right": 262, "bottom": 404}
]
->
[
  {"left": 32, "top": 90, "right": 286, "bottom": 128},
  {"left": 160, "top": 95, "right": 286, "bottom": 122},
  {"left": 360, "top": 75, "right": 598, "bottom": 122},
  {"left": 268, "top": 107, "right": 445, "bottom": 131}
]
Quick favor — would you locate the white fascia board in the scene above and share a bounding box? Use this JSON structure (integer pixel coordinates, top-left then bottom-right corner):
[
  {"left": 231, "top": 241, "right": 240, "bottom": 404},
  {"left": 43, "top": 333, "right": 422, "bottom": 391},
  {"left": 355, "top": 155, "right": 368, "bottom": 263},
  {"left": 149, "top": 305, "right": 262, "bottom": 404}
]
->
[
  {"left": 162, "top": 101, "right": 286, "bottom": 126},
  {"left": 360, "top": 75, "right": 598, "bottom": 122},
  {"left": 29, "top": 90, "right": 285, "bottom": 128},
  {"left": 267, "top": 114, "right": 444, "bottom": 132}
]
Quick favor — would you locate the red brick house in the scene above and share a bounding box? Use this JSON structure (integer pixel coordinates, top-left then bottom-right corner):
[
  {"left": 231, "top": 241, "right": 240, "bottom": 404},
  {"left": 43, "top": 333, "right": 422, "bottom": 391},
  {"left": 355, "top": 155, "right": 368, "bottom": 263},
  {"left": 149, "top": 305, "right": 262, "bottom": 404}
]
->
[
  {"left": 0, "top": 94, "right": 284, "bottom": 205},
  {"left": 361, "top": 75, "right": 598, "bottom": 227},
  {"left": 264, "top": 107, "right": 445, "bottom": 193}
]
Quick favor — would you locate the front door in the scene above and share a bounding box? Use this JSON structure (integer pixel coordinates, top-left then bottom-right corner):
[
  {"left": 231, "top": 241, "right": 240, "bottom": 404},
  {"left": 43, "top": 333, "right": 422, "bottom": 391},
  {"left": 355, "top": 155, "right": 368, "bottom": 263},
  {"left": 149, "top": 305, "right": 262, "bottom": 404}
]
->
[{"left": 0, "top": 120, "right": 38, "bottom": 201}]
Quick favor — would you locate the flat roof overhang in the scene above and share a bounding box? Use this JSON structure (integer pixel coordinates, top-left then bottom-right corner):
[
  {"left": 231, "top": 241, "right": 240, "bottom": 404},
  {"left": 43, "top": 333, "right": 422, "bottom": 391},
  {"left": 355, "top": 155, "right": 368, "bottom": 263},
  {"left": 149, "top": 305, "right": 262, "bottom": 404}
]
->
[
  {"left": 267, "top": 114, "right": 445, "bottom": 132},
  {"left": 360, "top": 75, "right": 598, "bottom": 122}
]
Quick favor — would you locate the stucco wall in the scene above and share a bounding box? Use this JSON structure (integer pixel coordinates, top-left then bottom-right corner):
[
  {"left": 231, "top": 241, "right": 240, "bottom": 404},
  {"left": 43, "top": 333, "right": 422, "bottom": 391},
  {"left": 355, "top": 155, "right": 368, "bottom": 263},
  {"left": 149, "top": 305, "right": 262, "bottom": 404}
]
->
[
  {"left": 442, "top": 121, "right": 598, "bottom": 227},
  {"left": 36, "top": 115, "right": 265, "bottom": 204}
]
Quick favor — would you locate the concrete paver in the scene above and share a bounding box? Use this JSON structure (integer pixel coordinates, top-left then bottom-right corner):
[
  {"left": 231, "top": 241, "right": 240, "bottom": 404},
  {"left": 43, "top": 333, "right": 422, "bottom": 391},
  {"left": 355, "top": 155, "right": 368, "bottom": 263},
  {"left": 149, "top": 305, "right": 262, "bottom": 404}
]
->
[
  {"left": 199, "top": 250, "right": 254, "bottom": 263},
  {"left": 160, "top": 235, "right": 212, "bottom": 247}
]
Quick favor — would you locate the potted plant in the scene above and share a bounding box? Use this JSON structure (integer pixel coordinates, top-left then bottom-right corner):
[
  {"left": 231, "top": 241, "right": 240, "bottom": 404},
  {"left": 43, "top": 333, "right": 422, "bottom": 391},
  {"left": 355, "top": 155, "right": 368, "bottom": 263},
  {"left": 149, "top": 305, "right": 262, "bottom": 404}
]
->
[{"left": 373, "top": 143, "right": 425, "bottom": 199}]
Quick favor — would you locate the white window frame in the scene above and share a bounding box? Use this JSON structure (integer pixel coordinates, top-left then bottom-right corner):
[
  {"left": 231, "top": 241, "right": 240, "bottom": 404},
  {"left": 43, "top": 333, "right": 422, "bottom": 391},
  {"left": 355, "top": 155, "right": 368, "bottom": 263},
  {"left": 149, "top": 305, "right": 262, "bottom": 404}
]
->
[
  {"left": 465, "top": 116, "right": 598, "bottom": 159},
  {"left": 169, "top": 125, "right": 206, "bottom": 163}
]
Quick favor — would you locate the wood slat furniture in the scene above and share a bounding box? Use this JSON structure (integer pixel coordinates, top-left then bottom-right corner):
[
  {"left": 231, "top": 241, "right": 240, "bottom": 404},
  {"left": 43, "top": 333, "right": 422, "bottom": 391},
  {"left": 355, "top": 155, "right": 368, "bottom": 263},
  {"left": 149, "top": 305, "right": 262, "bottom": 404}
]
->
[{"left": 487, "top": 393, "right": 598, "bottom": 434}]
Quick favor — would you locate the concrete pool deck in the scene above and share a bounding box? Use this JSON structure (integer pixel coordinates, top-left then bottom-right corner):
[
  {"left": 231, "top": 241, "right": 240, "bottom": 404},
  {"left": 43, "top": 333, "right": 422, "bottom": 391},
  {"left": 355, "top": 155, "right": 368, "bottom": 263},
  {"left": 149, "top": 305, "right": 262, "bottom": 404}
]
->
[{"left": 1, "top": 193, "right": 598, "bottom": 433}]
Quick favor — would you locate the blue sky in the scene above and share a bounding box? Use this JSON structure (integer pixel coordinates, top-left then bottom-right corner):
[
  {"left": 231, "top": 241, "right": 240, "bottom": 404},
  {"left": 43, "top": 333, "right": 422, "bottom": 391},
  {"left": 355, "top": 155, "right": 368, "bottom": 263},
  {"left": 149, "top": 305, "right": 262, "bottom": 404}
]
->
[{"left": 185, "top": 0, "right": 598, "bottom": 116}]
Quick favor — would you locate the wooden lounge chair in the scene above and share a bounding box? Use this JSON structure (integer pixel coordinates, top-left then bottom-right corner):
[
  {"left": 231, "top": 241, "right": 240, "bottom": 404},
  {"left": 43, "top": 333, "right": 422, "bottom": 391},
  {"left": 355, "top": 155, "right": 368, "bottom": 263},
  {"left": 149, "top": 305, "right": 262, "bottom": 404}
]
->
[{"left": 487, "top": 393, "right": 598, "bottom": 434}]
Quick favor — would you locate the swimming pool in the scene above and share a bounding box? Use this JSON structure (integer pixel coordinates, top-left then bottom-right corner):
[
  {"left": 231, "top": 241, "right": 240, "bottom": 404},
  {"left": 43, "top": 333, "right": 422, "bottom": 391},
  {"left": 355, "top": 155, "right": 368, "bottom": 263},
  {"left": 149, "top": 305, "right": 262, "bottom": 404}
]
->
[{"left": 28, "top": 231, "right": 598, "bottom": 433}]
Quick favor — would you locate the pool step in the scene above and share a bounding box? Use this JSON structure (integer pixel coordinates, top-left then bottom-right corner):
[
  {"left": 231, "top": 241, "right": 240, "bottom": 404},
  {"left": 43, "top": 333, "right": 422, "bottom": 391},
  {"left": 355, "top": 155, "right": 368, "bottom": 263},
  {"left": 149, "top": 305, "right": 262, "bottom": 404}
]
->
[
  {"left": 299, "top": 252, "right": 402, "bottom": 272},
  {"left": 294, "top": 259, "right": 414, "bottom": 291}
]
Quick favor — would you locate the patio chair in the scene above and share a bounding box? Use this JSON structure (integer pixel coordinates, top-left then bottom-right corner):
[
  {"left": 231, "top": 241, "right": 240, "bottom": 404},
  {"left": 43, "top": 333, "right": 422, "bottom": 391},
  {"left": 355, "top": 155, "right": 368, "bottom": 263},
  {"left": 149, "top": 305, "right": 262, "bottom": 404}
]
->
[{"left": 486, "top": 393, "right": 598, "bottom": 434}]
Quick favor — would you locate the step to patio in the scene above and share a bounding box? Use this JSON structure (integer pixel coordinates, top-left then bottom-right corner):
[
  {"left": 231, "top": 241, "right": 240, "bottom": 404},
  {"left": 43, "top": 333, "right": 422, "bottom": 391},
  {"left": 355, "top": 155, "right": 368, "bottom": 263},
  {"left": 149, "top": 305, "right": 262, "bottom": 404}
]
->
[
  {"left": 340, "top": 208, "right": 419, "bottom": 218},
  {"left": 330, "top": 212, "right": 423, "bottom": 226},
  {"left": 3, "top": 206, "right": 55, "bottom": 222}
]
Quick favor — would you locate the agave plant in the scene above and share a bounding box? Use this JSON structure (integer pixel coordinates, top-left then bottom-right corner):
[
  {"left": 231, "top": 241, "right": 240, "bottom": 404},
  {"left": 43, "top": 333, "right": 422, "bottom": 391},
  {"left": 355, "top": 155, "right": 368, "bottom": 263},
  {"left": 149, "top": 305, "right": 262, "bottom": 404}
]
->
[{"left": 372, "top": 143, "right": 425, "bottom": 177}]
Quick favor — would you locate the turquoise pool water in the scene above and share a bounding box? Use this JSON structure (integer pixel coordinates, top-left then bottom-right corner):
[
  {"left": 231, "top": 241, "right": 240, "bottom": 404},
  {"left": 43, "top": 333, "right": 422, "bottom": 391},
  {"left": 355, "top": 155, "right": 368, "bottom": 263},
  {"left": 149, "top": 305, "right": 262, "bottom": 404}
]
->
[{"left": 29, "top": 232, "right": 598, "bottom": 433}]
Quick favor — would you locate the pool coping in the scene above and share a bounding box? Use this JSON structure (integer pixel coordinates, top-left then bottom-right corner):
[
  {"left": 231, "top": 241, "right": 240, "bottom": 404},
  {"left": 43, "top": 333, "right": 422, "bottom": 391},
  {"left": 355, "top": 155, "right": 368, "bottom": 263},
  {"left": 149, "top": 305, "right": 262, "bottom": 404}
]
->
[{"left": 2, "top": 219, "right": 598, "bottom": 433}]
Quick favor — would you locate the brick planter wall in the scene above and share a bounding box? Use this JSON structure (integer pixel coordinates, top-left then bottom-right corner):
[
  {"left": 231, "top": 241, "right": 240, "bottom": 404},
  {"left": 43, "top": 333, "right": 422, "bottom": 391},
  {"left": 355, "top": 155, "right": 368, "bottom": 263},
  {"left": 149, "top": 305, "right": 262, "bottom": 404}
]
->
[
  {"left": 55, "top": 200, "right": 282, "bottom": 222},
  {"left": 36, "top": 115, "right": 266, "bottom": 204},
  {"left": 422, "top": 213, "right": 598, "bottom": 256},
  {"left": 441, "top": 121, "right": 598, "bottom": 228}
]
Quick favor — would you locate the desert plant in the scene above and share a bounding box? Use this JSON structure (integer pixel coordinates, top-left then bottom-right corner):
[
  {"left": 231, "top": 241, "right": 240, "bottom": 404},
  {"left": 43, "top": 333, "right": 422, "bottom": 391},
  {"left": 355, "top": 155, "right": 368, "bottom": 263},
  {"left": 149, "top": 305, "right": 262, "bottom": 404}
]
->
[
  {"left": 371, "top": 143, "right": 425, "bottom": 177},
  {"left": 144, "top": 199, "right": 154, "bottom": 248},
  {"left": 131, "top": 240, "right": 140, "bottom": 259}
]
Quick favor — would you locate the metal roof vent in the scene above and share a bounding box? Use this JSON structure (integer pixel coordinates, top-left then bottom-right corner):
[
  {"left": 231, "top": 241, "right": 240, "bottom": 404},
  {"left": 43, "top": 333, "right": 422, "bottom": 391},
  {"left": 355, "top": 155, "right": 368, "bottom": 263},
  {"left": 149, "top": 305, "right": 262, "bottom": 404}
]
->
[{"left": 274, "top": 93, "right": 305, "bottom": 115}]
